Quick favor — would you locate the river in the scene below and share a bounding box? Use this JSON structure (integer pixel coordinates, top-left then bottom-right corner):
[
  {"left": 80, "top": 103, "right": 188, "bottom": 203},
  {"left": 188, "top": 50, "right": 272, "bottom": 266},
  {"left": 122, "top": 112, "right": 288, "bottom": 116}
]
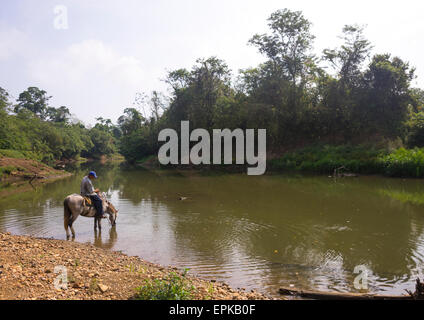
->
[{"left": 1, "top": 161, "right": 424, "bottom": 298}]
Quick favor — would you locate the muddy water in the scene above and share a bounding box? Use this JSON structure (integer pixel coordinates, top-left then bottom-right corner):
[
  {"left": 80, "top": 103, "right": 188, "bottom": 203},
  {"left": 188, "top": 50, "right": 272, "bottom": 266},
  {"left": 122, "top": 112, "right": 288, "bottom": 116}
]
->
[{"left": 1, "top": 162, "right": 424, "bottom": 297}]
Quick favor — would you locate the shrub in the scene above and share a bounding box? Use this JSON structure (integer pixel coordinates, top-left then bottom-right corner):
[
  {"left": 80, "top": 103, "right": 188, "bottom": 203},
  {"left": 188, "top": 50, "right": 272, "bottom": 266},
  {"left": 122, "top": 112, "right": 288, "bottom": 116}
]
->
[
  {"left": 269, "top": 144, "right": 386, "bottom": 174},
  {"left": 134, "top": 270, "right": 195, "bottom": 300},
  {"left": 380, "top": 148, "right": 424, "bottom": 178}
]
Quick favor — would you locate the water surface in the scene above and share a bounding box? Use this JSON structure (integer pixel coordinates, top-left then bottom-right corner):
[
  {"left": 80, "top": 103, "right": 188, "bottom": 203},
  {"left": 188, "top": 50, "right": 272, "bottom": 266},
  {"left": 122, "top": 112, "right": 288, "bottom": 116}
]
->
[{"left": 1, "top": 162, "right": 424, "bottom": 297}]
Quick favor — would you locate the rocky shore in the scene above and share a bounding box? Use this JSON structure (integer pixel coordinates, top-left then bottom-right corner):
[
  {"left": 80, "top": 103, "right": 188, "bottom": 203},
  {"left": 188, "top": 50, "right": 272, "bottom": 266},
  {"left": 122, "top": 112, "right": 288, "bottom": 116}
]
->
[{"left": 0, "top": 232, "right": 272, "bottom": 300}]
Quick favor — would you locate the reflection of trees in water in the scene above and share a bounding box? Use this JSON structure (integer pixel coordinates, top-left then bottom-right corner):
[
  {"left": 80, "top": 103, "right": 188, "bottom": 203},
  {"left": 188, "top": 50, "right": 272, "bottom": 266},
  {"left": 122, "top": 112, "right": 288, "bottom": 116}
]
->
[
  {"left": 93, "top": 227, "right": 118, "bottom": 250},
  {"left": 115, "top": 171, "right": 424, "bottom": 292}
]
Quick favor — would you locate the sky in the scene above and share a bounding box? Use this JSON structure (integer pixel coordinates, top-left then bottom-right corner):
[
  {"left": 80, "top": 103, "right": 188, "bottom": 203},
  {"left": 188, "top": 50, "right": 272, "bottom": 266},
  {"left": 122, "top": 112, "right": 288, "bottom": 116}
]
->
[{"left": 1, "top": 0, "right": 424, "bottom": 125}]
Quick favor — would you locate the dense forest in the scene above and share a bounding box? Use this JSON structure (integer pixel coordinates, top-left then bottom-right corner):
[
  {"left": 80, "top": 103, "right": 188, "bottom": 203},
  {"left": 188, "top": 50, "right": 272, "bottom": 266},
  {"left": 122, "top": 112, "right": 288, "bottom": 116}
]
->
[
  {"left": 2, "top": 9, "right": 424, "bottom": 177},
  {"left": 0, "top": 86, "right": 118, "bottom": 164},
  {"left": 116, "top": 9, "right": 424, "bottom": 176}
]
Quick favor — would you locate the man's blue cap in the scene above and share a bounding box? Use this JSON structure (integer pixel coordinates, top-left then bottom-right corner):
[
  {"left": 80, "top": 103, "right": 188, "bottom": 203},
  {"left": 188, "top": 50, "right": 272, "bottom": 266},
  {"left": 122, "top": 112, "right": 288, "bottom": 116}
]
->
[{"left": 89, "top": 171, "right": 97, "bottom": 178}]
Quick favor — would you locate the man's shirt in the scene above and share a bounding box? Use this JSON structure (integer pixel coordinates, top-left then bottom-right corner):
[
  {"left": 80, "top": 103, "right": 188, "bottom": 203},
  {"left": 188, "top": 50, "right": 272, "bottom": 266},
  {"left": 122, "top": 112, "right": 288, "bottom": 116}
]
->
[{"left": 80, "top": 176, "right": 96, "bottom": 196}]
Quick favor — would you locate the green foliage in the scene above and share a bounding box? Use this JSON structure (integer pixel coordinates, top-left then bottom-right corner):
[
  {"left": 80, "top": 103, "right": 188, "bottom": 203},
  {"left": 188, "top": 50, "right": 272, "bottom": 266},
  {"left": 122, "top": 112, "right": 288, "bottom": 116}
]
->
[
  {"left": 46, "top": 106, "right": 71, "bottom": 123},
  {"left": 380, "top": 148, "right": 424, "bottom": 178},
  {"left": 405, "top": 111, "right": 424, "bottom": 147},
  {"left": 117, "top": 9, "right": 420, "bottom": 165},
  {"left": 2, "top": 9, "right": 424, "bottom": 174},
  {"left": 0, "top": 87, "right": 118, "bottom": 164},
  {"left": 0, "top": 87, "right": 11, "bottom": 114},
  {"left": 134, "top": 270, "right": 195, "bottom": 300},
  {"left": 269, "top": 145, "right": 386, "bottom": 174},
  {"left": 270, "top": 145, "right": 424, "bottom": 178},
  {"left": 15, "top": 87, "right": 51, "bottom": 120},
  {"left": 0, "top": 165, "right": 17, "bottom": 178},
  {"left": 0, "top": 149, "right": 39, "bottom": 160}
]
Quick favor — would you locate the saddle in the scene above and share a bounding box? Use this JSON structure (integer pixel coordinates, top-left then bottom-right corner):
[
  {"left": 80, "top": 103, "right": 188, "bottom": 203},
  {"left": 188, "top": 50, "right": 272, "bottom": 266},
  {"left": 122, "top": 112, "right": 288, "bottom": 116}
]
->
[{"left": 83, "top": 196, "right": 93, "bottom": 207}]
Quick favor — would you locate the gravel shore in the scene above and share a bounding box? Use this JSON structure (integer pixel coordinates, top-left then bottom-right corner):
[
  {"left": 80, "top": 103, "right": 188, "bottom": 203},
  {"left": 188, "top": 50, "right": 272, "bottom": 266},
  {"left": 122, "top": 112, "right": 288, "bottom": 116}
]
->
[{"left": 0, "top": 232, "right": 272, "bottom": 300}]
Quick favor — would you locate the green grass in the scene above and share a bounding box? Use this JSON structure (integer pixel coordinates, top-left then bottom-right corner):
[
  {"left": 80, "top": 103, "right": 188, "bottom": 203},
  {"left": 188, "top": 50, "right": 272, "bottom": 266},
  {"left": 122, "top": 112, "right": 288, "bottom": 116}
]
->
[
  {"left": 269, "top": 145, "right": 424, "bottom": 178},
  {"left": 379, "top": 189, "right": 424, "bottom": 205},
  {"left": 0, "top": 165, "right": 17, "bottom": 178},
  {"left": 379, "top": 148, "right": 424, "bottom": 178},
  {"left": 0, "top": 149, "right": 41, "bottom": 160},
  {"left": 134, "top": 270, "right": 195, "bottom": 300},
  {"left": 269, "top": 145, "right": 386, "bottom": 174}
]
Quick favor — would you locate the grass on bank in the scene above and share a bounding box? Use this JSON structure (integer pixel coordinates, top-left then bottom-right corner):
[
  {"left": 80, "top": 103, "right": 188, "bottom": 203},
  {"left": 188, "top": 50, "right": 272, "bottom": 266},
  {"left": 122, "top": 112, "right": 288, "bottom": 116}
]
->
[
  {"left": 0, "top": 149, "right": 40, "bottom": 161},
  {"left": 269, "top": 145, "right": 424, "bottom": 178},
  {"left": 134, "top": 270, "right": 195, "bottom": 300},
  {"left": 0, "top": 165, "right": 17, "bottom": 179}
]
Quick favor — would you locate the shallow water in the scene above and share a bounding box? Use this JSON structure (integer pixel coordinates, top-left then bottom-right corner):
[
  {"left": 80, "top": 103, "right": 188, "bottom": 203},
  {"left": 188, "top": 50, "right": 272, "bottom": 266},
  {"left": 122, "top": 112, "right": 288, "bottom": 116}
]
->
[{"left": 1, "top": 162, "right": 424, "bottom": 297}]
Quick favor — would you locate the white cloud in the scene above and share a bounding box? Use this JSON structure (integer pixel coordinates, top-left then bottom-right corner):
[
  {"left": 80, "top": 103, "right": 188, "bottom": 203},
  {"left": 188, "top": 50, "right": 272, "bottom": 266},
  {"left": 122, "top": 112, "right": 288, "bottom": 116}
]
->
[
  {"left": 0, "top": 27, "right": 28, "bottom": 60},
  {"left": 28, "top": 39, "right": 144, "bottom": 124}
]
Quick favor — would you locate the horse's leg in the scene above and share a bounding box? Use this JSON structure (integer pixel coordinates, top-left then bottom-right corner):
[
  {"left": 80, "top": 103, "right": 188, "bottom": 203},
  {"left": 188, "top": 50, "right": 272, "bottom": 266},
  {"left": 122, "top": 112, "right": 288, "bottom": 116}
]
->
[
  {"left": 94, "top": 217, "right": 98, "bottom": 231},
  {"left": 65, "top": 224, "right": 70, "bottom": 240},
  {"left": 64, "top": 198, "right": 71, "bottom": 239},
  {"left": 69, "top": 213, "right": 78, "bottom": 238},
  {"left": 98, "top": 217, "right": 102, "bottom": 231},
  {"left": 64, "top": 216, "right": 70, "bottom": 239}
]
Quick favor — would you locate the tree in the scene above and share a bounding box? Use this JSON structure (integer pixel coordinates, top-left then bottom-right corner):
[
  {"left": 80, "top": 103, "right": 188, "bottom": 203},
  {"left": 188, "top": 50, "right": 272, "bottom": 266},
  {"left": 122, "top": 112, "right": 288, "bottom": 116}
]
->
[
  {"left": 150, "top": 91, "right": 167, "bottom": 121},
  {"left": 117, "top": 108, "right": 144, "bottom": 135},
  {"left": 0, "top": 87, "right": 11, "bottom": 114},
  {"left": 95, "top": 117, "right": 113, "bottom": 132},
  {"left": 15, "top": 87, "right": 51, "bottom": 119},
  {"left": 323, "top": 25, "right": 372, "bottom": 87},
  {"left": 165, "top": 69, "right": 191, "bottom": 92},
  {"left": 86, "top": 127, "right": 116, "bottom": 158},
  {"left": 362, "top": 54, "right": 416, "bottom": 136},
  {"left": 249, "top": 9, "right": 315, "bottom": 91},
  {"left": 246, "top": 8, "right": 318, "bottom": 139},
  {"left": 46, "top": 106, "right": 71, "bottom": 123},
  {"left": 166, "top": 57, "right": 232, "bottom": 130}
]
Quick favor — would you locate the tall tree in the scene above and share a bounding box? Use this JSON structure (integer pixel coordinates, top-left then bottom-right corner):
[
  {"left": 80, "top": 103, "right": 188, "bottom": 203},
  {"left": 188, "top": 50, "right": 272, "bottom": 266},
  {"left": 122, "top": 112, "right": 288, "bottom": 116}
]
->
[
  {"left": 166, "top": 57, "right": 232, "bottom": 129},
  {"left": 117, "top": 108, "right": 144, "bottom": 135},
  {"left": 249, "top": 9, "right": 315, "bottom": 89},
  {"left": 323, "top": 25, "right": 372, "bottom": 87},
  {"left": 362, "top": 54, "right": 415, "bottom": 136},
  {"left": 0, "top": 87, "right": 11, "bottom": 115},
  {"left": 15, "top": 87, "right": 51, "bottom": 119}
]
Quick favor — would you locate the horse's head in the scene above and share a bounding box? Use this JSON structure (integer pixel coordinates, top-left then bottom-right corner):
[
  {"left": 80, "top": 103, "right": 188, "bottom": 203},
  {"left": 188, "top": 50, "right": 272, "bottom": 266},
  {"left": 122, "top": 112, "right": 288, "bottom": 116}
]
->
[
  {"left": 99, "top": 192, "right": 118, "bottom": 226},
  {"left": 105, "top": 200, "right": 118, "bottom": 226}
]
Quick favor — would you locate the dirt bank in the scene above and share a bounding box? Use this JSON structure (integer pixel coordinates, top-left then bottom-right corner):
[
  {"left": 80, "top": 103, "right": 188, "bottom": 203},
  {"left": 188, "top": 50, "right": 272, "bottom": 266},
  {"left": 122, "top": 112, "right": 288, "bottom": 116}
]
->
[
  {"left": 0, "top": 157, "right": 70, "bottom": 181},
  {"left": 0, "top": 157, "right": 72, "bottom": 197},
  {"left": 0, "top": 232, "right": 272, "bottom": 300}
]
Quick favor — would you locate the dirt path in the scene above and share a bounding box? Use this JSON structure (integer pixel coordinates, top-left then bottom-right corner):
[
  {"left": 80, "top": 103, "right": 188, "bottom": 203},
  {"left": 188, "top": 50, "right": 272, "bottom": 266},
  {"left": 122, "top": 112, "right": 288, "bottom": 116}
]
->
[{"left": 0, "top": 232, "right": 272, "bottom": 300}]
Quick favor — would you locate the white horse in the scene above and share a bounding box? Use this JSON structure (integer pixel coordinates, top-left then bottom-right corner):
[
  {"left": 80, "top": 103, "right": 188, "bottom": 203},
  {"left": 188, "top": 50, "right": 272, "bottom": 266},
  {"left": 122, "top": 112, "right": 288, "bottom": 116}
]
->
[{"left": 64, "top": 192, "right": 118, "bottom": 239}]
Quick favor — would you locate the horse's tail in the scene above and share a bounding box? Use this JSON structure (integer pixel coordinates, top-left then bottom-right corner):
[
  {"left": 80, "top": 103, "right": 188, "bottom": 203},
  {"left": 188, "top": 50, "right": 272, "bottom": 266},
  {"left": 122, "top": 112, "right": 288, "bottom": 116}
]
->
[{"left": 64, "top": 197, "right": 72, "bottom": 229}]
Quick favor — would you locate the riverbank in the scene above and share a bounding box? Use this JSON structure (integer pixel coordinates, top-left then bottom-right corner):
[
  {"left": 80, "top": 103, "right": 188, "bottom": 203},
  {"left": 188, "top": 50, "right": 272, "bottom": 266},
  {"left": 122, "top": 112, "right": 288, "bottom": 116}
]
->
[
  {"left": 0, "top": 157, "right": 71, "bottom": 182},
  {"left": 269, "top": 145, "right": 424, "bottom": 178},
  {"left": 135, "top": 145, "right": 424, "bottom": 179},
  {"left": 0, "top": 157, "right": 72, "bottom": 197},
  {"left": 0, "top": 232, "right": 271, "bottom": 300}
]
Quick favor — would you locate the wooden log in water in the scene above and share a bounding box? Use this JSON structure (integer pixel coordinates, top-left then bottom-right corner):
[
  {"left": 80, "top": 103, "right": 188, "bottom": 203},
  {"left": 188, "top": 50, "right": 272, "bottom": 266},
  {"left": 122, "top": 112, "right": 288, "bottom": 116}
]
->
[{"left": 279, "top": 287, "right": 413, "bottom": 300}]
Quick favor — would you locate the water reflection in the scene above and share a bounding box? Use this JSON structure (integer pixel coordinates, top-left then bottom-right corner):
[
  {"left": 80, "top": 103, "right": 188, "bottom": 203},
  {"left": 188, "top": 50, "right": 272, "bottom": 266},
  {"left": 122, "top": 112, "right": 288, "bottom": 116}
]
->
[
  {"left": 94, "top": 227, "right": 118, "bottom": 250},
  {"left": 1, "top": 161, "right": 424, "bottom": 297}
]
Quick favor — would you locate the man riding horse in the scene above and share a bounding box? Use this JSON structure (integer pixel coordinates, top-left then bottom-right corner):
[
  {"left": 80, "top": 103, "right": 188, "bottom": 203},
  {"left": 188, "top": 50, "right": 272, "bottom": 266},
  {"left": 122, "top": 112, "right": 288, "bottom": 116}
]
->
[
  {"left": 64, "top": 171, "right": 118, "bottom": 239},
  {"left": 81, "top": 171, "right": 104, "bottom": 218}
]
